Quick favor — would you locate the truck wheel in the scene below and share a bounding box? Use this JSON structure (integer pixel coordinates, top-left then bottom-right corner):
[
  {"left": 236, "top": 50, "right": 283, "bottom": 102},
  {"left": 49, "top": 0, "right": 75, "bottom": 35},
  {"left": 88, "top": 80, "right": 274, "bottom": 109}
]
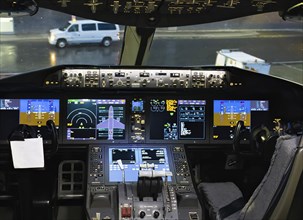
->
[
  {"left": 102, "top": 38, "right": 112, "bottom": 47},
  {"left": 56, "top": 39, "right": 67, "bottom": 48}
]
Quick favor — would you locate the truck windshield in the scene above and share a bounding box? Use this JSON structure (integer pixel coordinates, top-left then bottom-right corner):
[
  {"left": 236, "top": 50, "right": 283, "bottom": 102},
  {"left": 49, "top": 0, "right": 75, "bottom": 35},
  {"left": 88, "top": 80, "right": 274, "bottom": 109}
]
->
[{"left": 58, "top": 22, "right": 70, "bottom": 31}]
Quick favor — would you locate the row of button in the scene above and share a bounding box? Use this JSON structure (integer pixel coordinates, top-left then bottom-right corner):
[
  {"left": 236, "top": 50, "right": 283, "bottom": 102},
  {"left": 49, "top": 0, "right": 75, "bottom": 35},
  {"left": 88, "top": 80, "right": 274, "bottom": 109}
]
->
[{"left": 57, "top": 69, "right": 228, "bottom": 89}]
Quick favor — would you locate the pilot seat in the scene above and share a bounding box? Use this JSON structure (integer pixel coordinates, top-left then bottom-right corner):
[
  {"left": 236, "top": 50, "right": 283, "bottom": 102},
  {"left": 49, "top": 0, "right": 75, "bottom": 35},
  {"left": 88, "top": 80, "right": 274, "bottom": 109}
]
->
[{"left": 198, "top": 134, "right": 303, "bottom": 220}]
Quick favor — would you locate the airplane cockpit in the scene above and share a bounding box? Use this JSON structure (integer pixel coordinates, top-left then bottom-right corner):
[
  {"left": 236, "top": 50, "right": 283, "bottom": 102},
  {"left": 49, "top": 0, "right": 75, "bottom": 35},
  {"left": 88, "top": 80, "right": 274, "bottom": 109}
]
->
[{"left": 0, "top": 0, "right": 302, "bottom": 220}]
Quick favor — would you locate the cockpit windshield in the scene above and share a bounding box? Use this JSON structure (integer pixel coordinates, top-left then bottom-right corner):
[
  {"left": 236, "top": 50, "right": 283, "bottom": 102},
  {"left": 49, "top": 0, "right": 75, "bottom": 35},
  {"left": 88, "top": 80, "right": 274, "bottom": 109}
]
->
[{"left": 0, "top": 8, "right": 302, "bottom": 84}]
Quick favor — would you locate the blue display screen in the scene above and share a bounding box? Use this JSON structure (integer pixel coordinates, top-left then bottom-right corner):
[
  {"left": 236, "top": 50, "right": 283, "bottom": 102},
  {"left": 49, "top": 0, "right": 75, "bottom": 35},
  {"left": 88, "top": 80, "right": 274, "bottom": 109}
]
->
[
  {"left": 213, "top": 100, "right": 269, "bottom": 140},
  {"left": 0, "top": 99, "right": 60, "bottom": 141},
  {"left": 108, "top": 147, "right": 172, "bottom": 182}
]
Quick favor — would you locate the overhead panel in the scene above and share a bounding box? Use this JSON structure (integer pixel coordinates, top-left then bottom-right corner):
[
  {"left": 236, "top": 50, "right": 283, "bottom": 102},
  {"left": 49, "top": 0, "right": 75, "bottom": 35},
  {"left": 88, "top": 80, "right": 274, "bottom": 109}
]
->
[{"left": 26, "top": 0, "right": 284, "bottom": 27}]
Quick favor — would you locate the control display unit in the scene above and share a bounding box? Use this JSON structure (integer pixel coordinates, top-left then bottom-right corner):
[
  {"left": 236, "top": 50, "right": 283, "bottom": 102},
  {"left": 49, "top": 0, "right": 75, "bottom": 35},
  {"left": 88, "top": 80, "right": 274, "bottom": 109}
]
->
[
  {"left": 0, "top": 99, "right": 60, "bottom": 141},
  {"left": 213, "top": 100, "right": 269, "bottom": 140},
  {"left": 149, "top": 99, "right": 206, "bottom": 140},
  {"left": 108, "top": 147, "right": 172, "bottom": 182},
  {"left": 67, "top": 99, "right": 126, "bottom": 140}
]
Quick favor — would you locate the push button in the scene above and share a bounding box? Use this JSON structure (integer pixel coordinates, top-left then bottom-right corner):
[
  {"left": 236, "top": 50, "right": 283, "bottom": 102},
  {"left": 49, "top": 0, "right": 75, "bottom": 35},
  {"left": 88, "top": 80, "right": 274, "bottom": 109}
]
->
[{"left": 121, "top": 207, "right": 132, "bottom": 218}]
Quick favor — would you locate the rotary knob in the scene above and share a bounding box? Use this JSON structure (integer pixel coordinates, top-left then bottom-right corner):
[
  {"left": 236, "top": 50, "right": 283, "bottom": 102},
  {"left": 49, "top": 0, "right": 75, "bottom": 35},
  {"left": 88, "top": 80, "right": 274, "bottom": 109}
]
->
[
  {"left": 139, "top": 211, "right": 146, "bottom": 219},
  {"left": 153, "top": 211, "right": 160, "bottom": 219}
]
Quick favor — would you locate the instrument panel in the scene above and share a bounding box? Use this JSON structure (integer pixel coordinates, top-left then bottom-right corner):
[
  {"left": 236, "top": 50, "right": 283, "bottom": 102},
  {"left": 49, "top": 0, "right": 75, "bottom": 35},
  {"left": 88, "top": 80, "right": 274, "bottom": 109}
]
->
[
  {"left": 0, "top": 66, "right": 301, "bottom": 220},
  {"left": 2, "top": 66, "right": 297, "bottom": 146},
  {"left": 0, "top": 97, "right": 271, "bottom": 145}
]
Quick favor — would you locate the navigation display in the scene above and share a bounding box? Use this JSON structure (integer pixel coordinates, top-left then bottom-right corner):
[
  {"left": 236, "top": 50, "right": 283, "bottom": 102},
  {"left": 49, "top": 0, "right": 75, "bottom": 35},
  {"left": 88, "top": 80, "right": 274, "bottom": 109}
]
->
[
  {"left": 141, "top": 149, "right": 166, "bottom": 164},
  {"left": 0, "top": 99, "right": 60, "bottom": 140},
  {"left": 108, "top": 147, "right": 171, "bottom": 182},
  {"left": 67, "top": 99, "right": 126, "bottom": 140},
  {"left": 112, "top": 149, "right": 136, "bottom": 164},
  {"left": 149, "top": 99, "right": 206, "bottom": 140},
  {"left": 213, "top": 100, "right": 269, "bottom": 140}
]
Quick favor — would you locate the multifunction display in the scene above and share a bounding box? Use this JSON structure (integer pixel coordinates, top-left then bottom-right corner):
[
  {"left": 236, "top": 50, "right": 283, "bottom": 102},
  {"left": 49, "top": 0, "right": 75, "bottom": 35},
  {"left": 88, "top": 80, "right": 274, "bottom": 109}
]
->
[
  {"left": 67, "top": 99, "right": 126, "bottom": 140},
  {"left": 108, "top": 147, "right": 171, "bottom": 182},
  {"left": 149, "top": 99, "right": 206, "bottom": 140},
  {"left": 213, "top": 100, "right": 269, "bottom": 140},
  {"left": 112, "top": 149, "right": 136, "bottom": 164},
  {"left": 141, "top": 149, "right": 166, "bottom": 164},
  {"left": 0, "top": 99, "right": 60, "bottom": 140}
]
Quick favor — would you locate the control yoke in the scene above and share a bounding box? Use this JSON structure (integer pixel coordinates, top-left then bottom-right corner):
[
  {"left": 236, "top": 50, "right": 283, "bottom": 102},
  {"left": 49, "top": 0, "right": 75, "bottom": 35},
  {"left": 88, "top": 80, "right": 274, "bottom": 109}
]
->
[
  {"left": 233, "top": 120, "right": 247, "bottom": 153},
  {"left": 9, "top": 120, "right": 58, "bottom": 158},
  {"left": 46, "top": 120, "right": 58, "bottom": 157}
]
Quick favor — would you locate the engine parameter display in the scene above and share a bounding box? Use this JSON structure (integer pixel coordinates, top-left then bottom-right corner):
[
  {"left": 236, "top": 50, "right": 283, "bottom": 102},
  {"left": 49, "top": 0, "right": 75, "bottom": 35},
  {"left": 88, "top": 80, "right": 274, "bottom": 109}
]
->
[
  {"left": 67, "top": 99, "right": 126, "bottom": 140},
  {"left": 149, "top": 99, "right": 206, "bottom": 140}
]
